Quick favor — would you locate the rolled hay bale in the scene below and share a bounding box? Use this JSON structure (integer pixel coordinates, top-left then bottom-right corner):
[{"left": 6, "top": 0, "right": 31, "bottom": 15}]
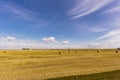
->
[
  {"left": 58, "top": 52, "right": 62, "bottom": 54},
  {"left": 87, "top": 50, "right": 89, "bottom": 52},
  {"left": 75, "top": 50, "right": 77, "bottom": 53},
  {"left": 116, "top": 50, "right": 119, "bottom": 53},
  {"left": 12, "top": 50, "right": 15, "bottom": 52},
  {"left": 68, "top": 49, "right": 70, "bottom": 53},
  {"left": 97, "top": 50, "right": 101, "bottom": 53},
  {"left": 3, "top": 51, "right": 7, "bottom": 53}
]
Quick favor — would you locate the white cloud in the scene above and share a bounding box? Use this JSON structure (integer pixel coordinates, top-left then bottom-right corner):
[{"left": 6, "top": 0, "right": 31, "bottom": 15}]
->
[
  {"left": 42, "top": 37, "right": 58, "bottom": 44},
  {"left": 1, "top": 36, "right": 16, "bottom": 41},
  {"left": 68, "top": 0, "right": 114, "bottom": 19},
  {"left": 0, "top": 36, "right": 72, "bottom": 49},
  {"left": 0, "top": 35, "right": 119, "bottom": 49},
  {"left": 62, "top": 41, "right": 69, "bottom": 45},
  {"left": 0, "top": 37, "right": 60, "bottom": 49}
]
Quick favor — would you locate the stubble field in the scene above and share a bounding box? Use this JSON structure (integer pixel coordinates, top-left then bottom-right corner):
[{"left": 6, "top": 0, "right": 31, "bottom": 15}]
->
[{"left": 0, "top": 49, "right": 120, "bottom": 80}]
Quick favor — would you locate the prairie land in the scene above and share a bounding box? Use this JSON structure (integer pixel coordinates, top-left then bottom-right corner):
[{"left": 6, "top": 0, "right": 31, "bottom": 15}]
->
[{"left": 0, "top": 49, "right": 120, "bottom": 80}]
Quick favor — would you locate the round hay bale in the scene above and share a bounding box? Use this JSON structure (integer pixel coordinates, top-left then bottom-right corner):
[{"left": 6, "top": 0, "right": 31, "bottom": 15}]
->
[
  {"left": 116, "top": 50, "right": 119, "bottom": 53},
  {"left": 87, "top": 50, "right": 89, "bottom": 52},
  {"left": 97, "top": 50, "right": 101, "bottom": 53},
  {"left": 75, "top": 50, "right": 77, "bottom": 53},
  {"left": 58, "top": 52, "right": 62, "bottom": 54},
  {"left": 12, "top": 50, "right": 15, "bottom": 52},
  {"left": 3, "top": 51, "right": 7, "bottom": 53},
  {"left": 68, "top": 49, "right": 70, "bottom": 52}
]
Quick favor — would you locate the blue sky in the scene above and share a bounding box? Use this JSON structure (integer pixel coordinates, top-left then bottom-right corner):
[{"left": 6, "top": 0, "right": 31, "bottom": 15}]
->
[{"left": 0, "top": 0, "right": 120, "bottom": 49}]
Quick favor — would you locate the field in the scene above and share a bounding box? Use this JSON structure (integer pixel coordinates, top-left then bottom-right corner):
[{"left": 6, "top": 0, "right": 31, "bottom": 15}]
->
[{"left": 0, "top": 49, "right": 120, "bottom": 80}]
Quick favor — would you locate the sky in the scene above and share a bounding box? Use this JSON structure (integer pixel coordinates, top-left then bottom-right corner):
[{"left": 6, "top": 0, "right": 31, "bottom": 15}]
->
[{"left": 0, "top": 0, "right": 120, "bottom": 49}]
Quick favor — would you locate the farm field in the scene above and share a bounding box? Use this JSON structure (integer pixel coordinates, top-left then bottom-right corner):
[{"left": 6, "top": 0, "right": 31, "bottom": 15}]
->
[{"left": 0, "top": 49, "right": 120, "bottom": 80}]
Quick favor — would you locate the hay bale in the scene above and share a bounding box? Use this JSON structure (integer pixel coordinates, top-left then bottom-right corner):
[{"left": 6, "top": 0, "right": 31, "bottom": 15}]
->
[
  {"left": 58, "top": 52, "right": 62, "bottom": 54},
  {"left": 116, "top": 50, "right": 119, "bottom": 53},
  {"left": 68, "top": 49, "right": 70, "bottom": 52},
  {"left": 97, "top": 50, "right": 101, "bottom": 53},
  {"left": 12, "top": 50, "right": 15, "bottom": 52},
  {"left": 3, "top": 51, "right": 7, "bottom": 53},
  {"left": 75, "top": 50, "right": 77, "bottom": 53},
  {"left": 87, "top": 50, "right": 89, "bottom": 52}
]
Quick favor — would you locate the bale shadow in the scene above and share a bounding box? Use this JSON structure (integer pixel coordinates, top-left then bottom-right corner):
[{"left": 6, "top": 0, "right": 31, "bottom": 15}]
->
[{"left": 47, "top": 70, "right": 120, "bottom": 80}]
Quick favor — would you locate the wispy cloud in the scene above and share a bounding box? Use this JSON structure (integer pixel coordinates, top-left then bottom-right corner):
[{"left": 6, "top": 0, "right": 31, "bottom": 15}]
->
[
  {"left": 97, "top": 1, "right": 120, "bottom": 40},
  {"left": 0, "top": 1, "right": 48, "bottom": 27},
  {"left": 101, "top": 5, "right": 120, "bottom": 15},
  {"left": 88, "top": 36, "right": 120, "bottom": 48},
  {"left": 89, "top": 27, "right": 108, "bottom": 32},
  {"left": 97, "top": 29, "right": 120, "bottom": 40},
  {"left": 89, "top": 1, "right": 120, "bottom": 48},
  {"left": 67, "top": 0, "right": 114, "bottom": 19},
  {"left": 93, "top": 28, "right": 120, "bottom": 48}
]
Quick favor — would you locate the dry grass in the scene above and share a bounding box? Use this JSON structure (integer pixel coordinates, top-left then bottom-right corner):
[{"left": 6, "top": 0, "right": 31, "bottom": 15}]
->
[{"left": 0, "top": 49, "right": 120, "bottom": 80}]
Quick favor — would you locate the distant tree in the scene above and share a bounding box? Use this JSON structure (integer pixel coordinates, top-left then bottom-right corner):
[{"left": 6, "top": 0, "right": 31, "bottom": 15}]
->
[{"left": 22, "top": 48, "right": 30, "bottom": 50}]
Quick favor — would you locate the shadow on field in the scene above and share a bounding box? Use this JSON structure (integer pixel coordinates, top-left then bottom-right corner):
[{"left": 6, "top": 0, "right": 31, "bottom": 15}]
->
[{"left": 47, "top": 70, "right": 120, "bottom": 80}]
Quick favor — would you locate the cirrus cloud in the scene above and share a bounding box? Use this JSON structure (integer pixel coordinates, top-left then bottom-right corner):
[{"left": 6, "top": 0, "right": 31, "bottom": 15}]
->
[{"left": 67, "top": 0, "right": 114, "bottom": 19}]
